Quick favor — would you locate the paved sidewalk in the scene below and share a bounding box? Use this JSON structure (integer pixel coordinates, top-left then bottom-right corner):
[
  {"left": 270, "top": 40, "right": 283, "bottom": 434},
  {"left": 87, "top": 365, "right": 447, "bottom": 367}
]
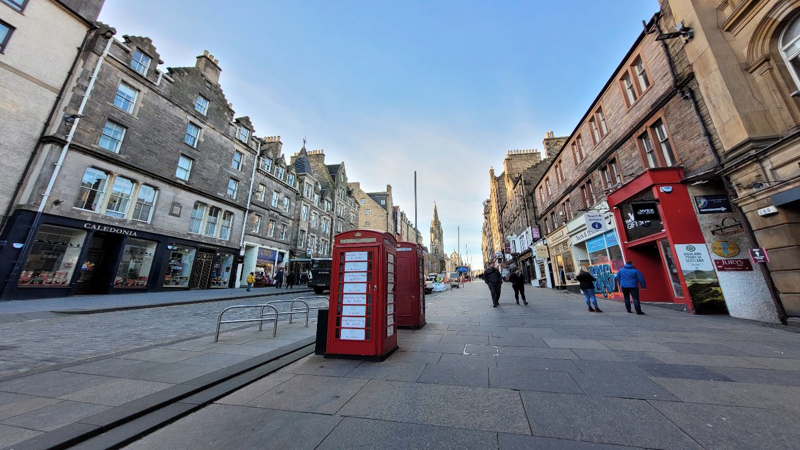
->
[
  {"left": 0, "top": 300, "right": 324, "bottom": 449},
  {"left": 0, "top": 286, "right": 312, "bottom": 321},
  {"left": 124, "top": 282, "right": 800, "bottom": 450}
]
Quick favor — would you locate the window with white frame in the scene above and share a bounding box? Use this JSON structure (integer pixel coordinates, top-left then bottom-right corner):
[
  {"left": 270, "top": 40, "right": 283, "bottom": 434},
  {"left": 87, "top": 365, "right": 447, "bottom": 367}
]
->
[
  {"left": 781, "top": 16, "right": 800, "bottom": 88},
  {"left": 251, "top": 214, "right": 262, "bottom": 233},
  {"left": 308, "top": 235, "right": 317, "bottom": 254},
  {"left": 74, "top": 168, "right": 109, "bottom": 211},
  {"left": 131, "top": 49, "right": 151, "bottom": 76},
  {"left": 380, "top": 199, "right": 386, "bottom": 205},
  {"left": 298, "top": 229, "right": 306, "bottom": 247},
  {"left": 280, "top": 223, "right": 288, "bottom": 240},
  {"left": 114, "top": 82, "right": 137, "bottom": 114},
  {"left": 313, "top": 193, "right": 320, "bottom": 207},
  {"left": 365, "top": 220, "right": 370, "bottom": 227},
  {"left": 301, "top": 204, "right": 309, "bottom": 221},
  {"left": 189, "top": 202, "right": 206, "bottom": 234},
  {"left": 267, "top": 219, "right": 276, "bottom": 237},
  {"left": 132, "top": 185, "right": 157, "bottom": 222},
  {"left": 365, "top": 209, "right": 371, "bottom": 215},
  {"left": 633, "top": 56, "right": 650, "bottom": 93},
  {"left": 232, "top": 151, "right": 243, "bottom": 171},
  {"left": 276, "top": 166, "right": 285, "bottom": 180},
  {"left": 272, "top": 191, "right": 280, "bottom": 207},
  {"left": 360, "top": 198, "right": 365, "bottom": 204},
  {"left": 305, "top": 183, "right": 313, "bottom": 198},
  {"left": 226, "top": 179, "right": 238, "bottom": 199},
  {"left": 184, "top": 123, "right": 200, "bottom": 148},
  {"left": 104, "top": 176, "right": 134, "bottom": 218},
  {"left": 220, "top": 211, "right": 233, "bottom": 240},
  {"left": 204, "top": 207, "right": 220, "bottom": 237},
  {"left": 311, "top": 212, "right": 318, "bottom": 228},
  {"left": 99, "top": 120, "right": 126, "bottom": 153},
  {"left": 337, "top": 221, "right": 343, "bottom": 233},
  {"left": 256, "top": 184, "right": 266, "bottom": 202},
  {"left": 176, "top": 155, "right": 193, "bottom": 181},
  {"left": 260, "top": 157, "right": 272, "bottom": 172},
  {"left": 237, "top": 127, "right": 249, "bottom": 143},
  {"left": 283, "top": 196, "right": 290, "bottom": 212},
  {"left": 287, "top": 173, "right": 295, "bottom": 186},
  {"left": 195, "top": 95, "right": 209, "bottom": 115}
]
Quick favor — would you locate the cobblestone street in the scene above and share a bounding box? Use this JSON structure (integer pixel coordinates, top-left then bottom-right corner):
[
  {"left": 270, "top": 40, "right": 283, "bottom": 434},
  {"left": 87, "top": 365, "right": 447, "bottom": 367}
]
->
[{"left": 122, "top": 282, "right": 800, "bottom": 450}]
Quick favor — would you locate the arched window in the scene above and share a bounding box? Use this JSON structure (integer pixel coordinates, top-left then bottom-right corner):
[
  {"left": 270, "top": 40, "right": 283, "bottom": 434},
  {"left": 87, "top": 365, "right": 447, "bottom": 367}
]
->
[{"left": 780, "top": 15, "right": 800, "bottom": 87}]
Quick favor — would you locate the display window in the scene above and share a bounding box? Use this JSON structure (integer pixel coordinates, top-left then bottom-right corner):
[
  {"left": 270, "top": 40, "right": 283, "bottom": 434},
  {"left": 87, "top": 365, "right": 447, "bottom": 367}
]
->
[
  {"left": 210, "top": 253, "right": 234, "bottom": 288},
  {"left": 586, "top": 231, "right": 624, "bottom": 298},
  {"left": 115, "top": 238, "right": 157, "bottom": 288},
  {"left": 620, "top": 191, "right": 664, "bottom": 241},
  {"left": 18, "top": 225, "right": 86, "bottom": 287},
  {"left": 163, "top": 245, "right": 196, "bottom": 287}
]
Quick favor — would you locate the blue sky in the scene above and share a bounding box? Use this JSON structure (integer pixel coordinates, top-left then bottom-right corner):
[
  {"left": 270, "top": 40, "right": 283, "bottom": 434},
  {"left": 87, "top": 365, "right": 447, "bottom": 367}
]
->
[{"left": 99, "top": 1, "right": 657, "bottom": 266}]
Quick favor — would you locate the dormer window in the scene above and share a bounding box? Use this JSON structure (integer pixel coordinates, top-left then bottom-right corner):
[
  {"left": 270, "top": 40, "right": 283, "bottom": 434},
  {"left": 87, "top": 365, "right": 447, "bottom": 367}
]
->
[
  {"left": 237, "top": 127, "right": 249, "bottom": 143},
  {"left": 131, "top": 50, "right": 151, "bottom": 76},
  {"left": 195, "top": 95, "right": 209, "bottom": 115}
]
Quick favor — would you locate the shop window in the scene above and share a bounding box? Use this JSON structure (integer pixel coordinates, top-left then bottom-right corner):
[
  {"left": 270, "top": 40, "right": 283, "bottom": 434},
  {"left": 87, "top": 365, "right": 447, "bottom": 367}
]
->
[
  {"left": 132, "top": 185, "right": 157, "bottom": 223},
  {"left": 204, "top": 207, "right": 220, "bottom": 237},
  {"left": 659, "top": 239, "right": 685, "bottom": 298},
  {"left": 210, "top": 253, "right": 234, "bottom": 288},
  {"left": 105, "top": 176, "right": 135, "bottom": 218},
  {"left": 620, "top": 190, "right": 664, "bottom": 241},
  {"left": 18, "top": 225, "right": 86, "bottom": 287},
  {"left": 188, "top": 202, "right": 206, "bottom": 234},
  {"left": 781, "top": 15, "right": 800, "bottom": 88},
  {"left": 114, "top": 82, "right": 137, "bottom": 114},
  {"left": 75, "top": 167, "right": 109, "bottom": 211},
  {"left": 114, "top": 238, "right": 156, "bottom": 288},
  {"left": 220, "top": 211, "right": 234, "bottom": 240},
  {"left": 164, "top": 245, "right": 196, "bottom": 287}
]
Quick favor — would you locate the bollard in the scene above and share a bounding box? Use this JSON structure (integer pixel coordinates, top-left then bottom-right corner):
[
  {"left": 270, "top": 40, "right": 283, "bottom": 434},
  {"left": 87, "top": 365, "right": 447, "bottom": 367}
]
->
[{"left": 315, "top": 308, "right": 329, "bottom": 355}]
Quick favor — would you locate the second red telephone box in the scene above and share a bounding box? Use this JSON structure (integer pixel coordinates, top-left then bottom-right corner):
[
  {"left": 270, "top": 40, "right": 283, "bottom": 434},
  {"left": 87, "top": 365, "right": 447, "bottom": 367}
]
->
[
  {"left": 395, "top": 241, "right": 426, "bottom": 329},
  {"left": 325, "top": 230, "right": 398, "bottom": 360}
]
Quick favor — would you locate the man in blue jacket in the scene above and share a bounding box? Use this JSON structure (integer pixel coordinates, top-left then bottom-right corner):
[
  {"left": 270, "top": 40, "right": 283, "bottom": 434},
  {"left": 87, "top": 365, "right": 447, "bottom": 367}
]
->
[{"left": 615, "top": 261, "right": 646, "bottom": 315}]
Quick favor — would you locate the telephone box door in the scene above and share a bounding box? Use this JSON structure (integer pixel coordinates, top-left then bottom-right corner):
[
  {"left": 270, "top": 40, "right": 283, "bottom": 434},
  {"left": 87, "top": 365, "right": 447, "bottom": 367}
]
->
[{"left": 396, "top": 241, "right": 426, "bottom": 329}]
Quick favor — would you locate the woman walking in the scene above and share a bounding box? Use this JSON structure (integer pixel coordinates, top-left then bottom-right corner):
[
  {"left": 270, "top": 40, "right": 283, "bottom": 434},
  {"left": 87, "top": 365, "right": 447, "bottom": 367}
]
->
[{"left": 576, "top": 268, "right": 601, "bottom": 312}]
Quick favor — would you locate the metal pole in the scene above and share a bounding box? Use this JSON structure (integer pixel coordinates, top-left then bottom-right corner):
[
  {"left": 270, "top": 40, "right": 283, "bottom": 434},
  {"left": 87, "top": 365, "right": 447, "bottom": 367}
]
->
[{"left": 414, "top": 171, "right": 418, "bottom": 233}]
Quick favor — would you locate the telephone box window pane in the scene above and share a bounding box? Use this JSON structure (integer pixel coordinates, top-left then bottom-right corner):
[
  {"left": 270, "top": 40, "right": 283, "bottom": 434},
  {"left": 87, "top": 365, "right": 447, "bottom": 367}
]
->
[{"left": 18, "top": 225, "right": 86, "bottom": 287}]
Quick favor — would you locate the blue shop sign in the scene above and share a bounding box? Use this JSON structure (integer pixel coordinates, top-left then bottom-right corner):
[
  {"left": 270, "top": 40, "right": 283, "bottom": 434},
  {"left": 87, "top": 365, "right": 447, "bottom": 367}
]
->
[
  {"left": 587, "top": 235, "right": 607, "bottom": 253},
  {"left": 605, "top": 231, "right": 619, "bottom": 248}
]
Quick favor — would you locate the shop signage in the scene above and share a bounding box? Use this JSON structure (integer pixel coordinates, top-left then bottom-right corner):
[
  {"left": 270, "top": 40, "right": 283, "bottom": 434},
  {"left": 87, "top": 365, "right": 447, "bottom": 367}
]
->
[
  {"left": 586, "top": 234, "right": 607, "bottom": 253},
  {"left": 536, "top": 245, "right": 548, "bottom": 259},
  {"left": 675, "top": 244, "right": 713, "bottom": 271},
  {"left": 695, "top": 195, "right": 732, "bottom": 214},
  {"left": 749, "top": 248, "right": 770, "bottom": 263},
  {"left": 82, "top": 223, "right": 138, "bottom": 237},
  {"left": 631, "top": 202, "right": 660, "bottom": 221},
  {"left": 504, "top": 242, "right": 512, "bottom": 254},
  {"left": 674, "top": 244, "right": 726, "bottom": 311},
  {"left": 711, "top": 241, "right": 740, "bottom": 258},
  {"left": 714, "top": 259, "right": 753, "bottom": 271},
  {"left": 531, "top": 227, "right": 540, "bottom": 239},
  {"left": 584, "top": 212, "right": 607, "bottom": 232}
]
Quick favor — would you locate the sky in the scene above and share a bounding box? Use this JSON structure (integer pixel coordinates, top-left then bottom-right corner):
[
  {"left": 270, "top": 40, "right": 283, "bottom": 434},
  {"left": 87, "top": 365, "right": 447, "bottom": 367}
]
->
[{"left": 99, "top": 0, "right": 658, "bottom": 267}]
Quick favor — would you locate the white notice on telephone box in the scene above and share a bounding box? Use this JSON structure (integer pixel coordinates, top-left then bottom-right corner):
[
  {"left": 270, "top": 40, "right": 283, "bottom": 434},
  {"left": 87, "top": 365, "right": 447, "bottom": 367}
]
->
[
  {"left": 344, "top": 273, "right": 367, "bottom": 282},
  {"left": 343, "top": 283, "right": 367, "bottom": 294},
  {"left": 341, "top": 329, "right": 366, "bottom": 340},
  {"left": 341, "top": 317, "right": 366, "bottom": 328},
  {"left": 342, "top": 306, "right": 366, "bottom": 316},
  {"left": 345, "top": 252, "right": 368, "bottom": 261},
  {"left": 344, "top": 262, "right": 368, "bottom": 272},
  {"left": 343, "top": 294, "right": 367, "bottom": 305}
]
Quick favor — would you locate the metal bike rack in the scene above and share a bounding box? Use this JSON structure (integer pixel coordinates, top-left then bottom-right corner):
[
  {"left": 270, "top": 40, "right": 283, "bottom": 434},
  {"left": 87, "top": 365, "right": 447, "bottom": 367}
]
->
[
  {"left": 215, "top": 304, "right": 279, "bottom": 342},
  {"left": 264, "top": 299, "right": 310, "bottom": 327}
]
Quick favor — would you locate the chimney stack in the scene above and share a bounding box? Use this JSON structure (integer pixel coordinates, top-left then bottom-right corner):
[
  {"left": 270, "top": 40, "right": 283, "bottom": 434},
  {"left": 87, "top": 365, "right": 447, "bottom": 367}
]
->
[{"left": 196, "top": 50, "right": 222, "bottom": 86}]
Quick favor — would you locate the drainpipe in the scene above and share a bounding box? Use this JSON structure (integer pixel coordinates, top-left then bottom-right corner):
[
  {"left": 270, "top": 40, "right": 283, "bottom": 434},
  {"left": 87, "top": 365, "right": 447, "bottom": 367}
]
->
[
  {"left": 1, "top": 35, "right": 114, "bottom": 301},
  {"left": 681, "top": 87, "right": 789, "bottom": 324}
]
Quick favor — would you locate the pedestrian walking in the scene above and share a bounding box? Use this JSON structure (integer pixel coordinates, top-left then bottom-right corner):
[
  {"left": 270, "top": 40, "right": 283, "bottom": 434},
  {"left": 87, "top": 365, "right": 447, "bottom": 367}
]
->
[
  {"left": 508, "top": 269, "right": 528, "bottom": 305},
  {"left": 575, "top": 268, "right": 601, "bottom": 312},
  {"left": 615, "top": 261, "right": 646, "bottom": 315},
  {"left": 483, "top": 264, "right": 503, "bottom": 307},
  {"left": 274, "top": 269, "right": 284, "bottom": 289},
  {"left": 300, "top": 272, "right": 309, "bottom": 285},
  {"left": 286, "top": 272, "right": 296, "bottom": 289},
  {"left": 246, "top": 272, "right": 255, "bottom": 292}
]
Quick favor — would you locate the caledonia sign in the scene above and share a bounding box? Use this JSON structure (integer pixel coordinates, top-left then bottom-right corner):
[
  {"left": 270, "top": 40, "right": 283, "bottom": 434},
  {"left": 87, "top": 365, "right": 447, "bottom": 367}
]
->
[{"left": 82, "top": 223, "right": 138, "bottom": 237}]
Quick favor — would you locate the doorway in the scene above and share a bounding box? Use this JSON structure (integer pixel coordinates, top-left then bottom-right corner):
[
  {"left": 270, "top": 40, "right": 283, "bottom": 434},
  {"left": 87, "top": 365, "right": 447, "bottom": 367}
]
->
[
  {"left": 74, "top": 232, "right": 125, "bottom": 295},
  {"left": 623, "top": 240, "right": 673, "bottom": 304},
  {"left": 190, "top": 250, "right": 215, "bottom": 289}
]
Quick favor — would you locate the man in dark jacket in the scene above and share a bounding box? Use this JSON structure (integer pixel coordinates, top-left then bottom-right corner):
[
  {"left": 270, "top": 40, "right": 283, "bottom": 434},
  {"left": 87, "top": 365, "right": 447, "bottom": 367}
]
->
[
  {"left": 508, "top": 269, "right": 528, "bottom": 306},
  {"left": 274, "top": 269, "right": 284, "bottom": 288},
  {"left": 575, "top": 268, "right": 601, "bottom": 313},
  {"left": 483, "top": 265, "right": 503, "bottom": 307},
  {"left": 285, "top": 271, "right": 296, "bottom": 289},
  {"left": 615, "top": 261, "right": 646, "bottom": 315}
]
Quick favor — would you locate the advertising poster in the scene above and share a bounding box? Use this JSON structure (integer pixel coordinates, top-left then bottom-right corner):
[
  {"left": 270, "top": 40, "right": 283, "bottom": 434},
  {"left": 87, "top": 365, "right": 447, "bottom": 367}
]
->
[{"left": 674, "top": 244, "right": 727, "bottom": 314}]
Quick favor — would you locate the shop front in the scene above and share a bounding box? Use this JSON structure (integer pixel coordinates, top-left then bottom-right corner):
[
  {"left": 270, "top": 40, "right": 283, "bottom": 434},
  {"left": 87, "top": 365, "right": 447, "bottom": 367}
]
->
[
  {"left": 607, "top": 168, "right": 728, "bottom": 314},
  {"left": 1, "top": 211, "right": 239, "bottom": 300},
  {"left": 239, "top": 243, "right": 288, "bottom": 287},
  {"left": 532, "top": 242, "right": 552, "bottom": 288},
  {"left": 546, "top": 225, "right": 578, "bottom": 291},
  {"left": 567, "top": 204, "right": 624, "bottom": 299}
]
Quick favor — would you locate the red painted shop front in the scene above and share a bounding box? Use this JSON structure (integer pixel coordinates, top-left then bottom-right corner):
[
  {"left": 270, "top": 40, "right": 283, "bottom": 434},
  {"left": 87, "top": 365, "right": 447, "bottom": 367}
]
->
[
  {"left": 325, "top": 230, "right": 398, "bottom": 360},
  {"left": 607, "top": 168, "right": 727, "bottom": 314},
  {"left": 395, "top": 241, "right": 426, "bottom": 329}
]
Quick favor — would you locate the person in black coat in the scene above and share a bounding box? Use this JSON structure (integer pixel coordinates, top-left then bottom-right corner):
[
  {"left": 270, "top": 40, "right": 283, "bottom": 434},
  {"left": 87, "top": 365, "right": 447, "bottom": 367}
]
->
[
  {"left": 575, "top": 268, "right": 602, "bottom": 312},
  {"left": 285, "top": 271, "right": 296, "bottom": 289},
  {"left": 483, "top": 264, "right": 503, "bottom": 307},
  {"left": 508, "top": 269, "right": 528, "bottom": 306}
]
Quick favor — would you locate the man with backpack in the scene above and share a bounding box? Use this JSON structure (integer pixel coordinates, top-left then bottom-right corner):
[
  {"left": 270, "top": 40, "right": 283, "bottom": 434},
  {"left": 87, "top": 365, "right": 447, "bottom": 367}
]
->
[{"left": 483, "top": 263, "right": 503, "bottom": 307}]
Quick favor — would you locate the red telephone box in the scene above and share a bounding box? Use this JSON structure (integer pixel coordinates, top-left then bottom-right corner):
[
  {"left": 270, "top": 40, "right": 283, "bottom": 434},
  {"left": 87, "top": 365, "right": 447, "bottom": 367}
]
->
[
  {"left": 325, "top": 230, "right": 398, "bottom": 360},
  {"left": 396, "top": 241, "right": 426, "bottom": 329}
]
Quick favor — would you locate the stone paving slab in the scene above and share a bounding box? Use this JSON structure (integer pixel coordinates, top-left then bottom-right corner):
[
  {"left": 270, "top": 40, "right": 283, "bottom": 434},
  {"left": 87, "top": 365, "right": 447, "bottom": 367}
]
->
[{"left": 499, "top": 433, "right": 643, "bottom": 450}]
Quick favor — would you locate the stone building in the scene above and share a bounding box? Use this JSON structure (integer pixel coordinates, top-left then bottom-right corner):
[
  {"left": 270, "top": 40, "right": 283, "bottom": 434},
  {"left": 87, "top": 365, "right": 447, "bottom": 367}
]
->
[
  {"left": 429, "top": 203, "right": 446, "bottom": 274},
  {"left": 0, "top": 29, "right": 257, "bottom": 299},
  {"left": 239, "top": 135, "right": 300, "bottom": 285},
  {"left": 349, "top": 182, "right": 394, "bottom": 232},
  {"left": 481, "top": 200, "right": 493, "bottom": 267},
  {"left": 664, "top": 0, "right": 800, "bottom": 321},
  {"left": 305, "top": 150, "right": 359, "bottom": 240},
  {"left": 0, "top": 0, "right": 105, "bottom": 229},
  {"left": 532, "top": 7, "right": 778, "bottom": 322}
]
